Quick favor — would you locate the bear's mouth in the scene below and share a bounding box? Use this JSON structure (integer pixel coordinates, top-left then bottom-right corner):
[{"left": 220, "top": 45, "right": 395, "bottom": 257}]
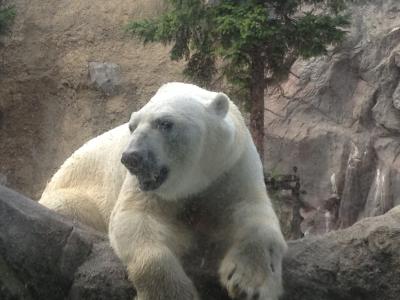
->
[{"left": 136, "top": 166, "right": 169, "bottom": 191}]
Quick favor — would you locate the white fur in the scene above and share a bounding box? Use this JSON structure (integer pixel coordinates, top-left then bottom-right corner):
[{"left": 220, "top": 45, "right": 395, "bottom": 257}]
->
[{"left": 40, "top": 82, "right": 287, "bottom": 300}]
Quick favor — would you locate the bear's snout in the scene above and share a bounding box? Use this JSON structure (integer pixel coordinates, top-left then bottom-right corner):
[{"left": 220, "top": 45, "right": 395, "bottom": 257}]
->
[
  {"left": 121, "top": 149, "right": 169, "bottom": 191},
  {"left": 121, "top": 150, "right": 147, "bottom": 174}
]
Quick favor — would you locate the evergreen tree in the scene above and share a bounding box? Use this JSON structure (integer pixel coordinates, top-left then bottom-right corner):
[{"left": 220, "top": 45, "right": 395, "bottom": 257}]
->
[
  {"left": 0, "top": 5, "right": 15, "bottom": 34},
  {"left": 127, "top": 0, "right": 349, "bottom": 159}
]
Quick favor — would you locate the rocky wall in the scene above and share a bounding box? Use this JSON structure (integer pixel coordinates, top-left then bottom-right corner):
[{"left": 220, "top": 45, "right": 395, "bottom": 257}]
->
[{"left": 266, "top": 0, "right": 400, "bottom": 235}]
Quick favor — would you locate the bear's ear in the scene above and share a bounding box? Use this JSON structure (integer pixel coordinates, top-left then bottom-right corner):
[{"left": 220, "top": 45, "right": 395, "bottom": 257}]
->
[
  {"left": 129, "top": 112, "right": 137, "bottom": 121},
  {"left": 207, "top": 93, "right": 229, "bottom": 118}
]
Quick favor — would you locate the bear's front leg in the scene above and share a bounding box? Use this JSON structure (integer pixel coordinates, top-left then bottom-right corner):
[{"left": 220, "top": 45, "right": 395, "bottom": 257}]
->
[
  {"left": 219, "top": 201, "right": 287, "bottom": 300},
  {"left": 126, "top": 244, "right": 198, "bottom": 300},
  {"left": 109, "top": 193, "right": 198, "bottom": 300}
]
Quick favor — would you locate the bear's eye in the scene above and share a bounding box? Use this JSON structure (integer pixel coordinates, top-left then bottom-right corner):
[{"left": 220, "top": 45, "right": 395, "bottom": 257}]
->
[{"left": 155, "top": 119, "right": 174, "bottom": 132}]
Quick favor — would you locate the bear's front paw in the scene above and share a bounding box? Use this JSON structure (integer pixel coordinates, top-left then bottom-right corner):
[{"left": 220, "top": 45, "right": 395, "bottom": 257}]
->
[{"left": 219, "top": 241, "right": 284, "bottom": 300}]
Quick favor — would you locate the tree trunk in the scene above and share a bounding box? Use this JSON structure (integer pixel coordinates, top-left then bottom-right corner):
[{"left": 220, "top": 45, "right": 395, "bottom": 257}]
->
[{"left": 249, "top": 50, "right": 266, "bottom": 161}]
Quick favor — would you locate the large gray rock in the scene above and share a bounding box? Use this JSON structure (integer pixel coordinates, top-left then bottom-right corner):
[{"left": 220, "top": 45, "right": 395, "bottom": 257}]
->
[
  {"left": 1, "top": 186, "right": 399, "bottom": 300},
  {"left": 0, "top": 185, "right": 135, "bottom": 300},
  {"left": 266, "top": 0, "right": 400, "bottom": 235},
  {"left": 282, "top": 205, "right": 400, "bottom": 300}
]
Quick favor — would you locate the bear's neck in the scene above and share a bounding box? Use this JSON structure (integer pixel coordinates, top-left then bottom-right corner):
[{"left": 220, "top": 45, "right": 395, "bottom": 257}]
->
[{"left": 184, "top": 139, "right": 263, "bottom": 211}]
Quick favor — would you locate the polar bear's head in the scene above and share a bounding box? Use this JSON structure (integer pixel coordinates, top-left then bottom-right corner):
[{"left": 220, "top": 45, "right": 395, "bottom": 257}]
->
[{"left": 121, "top": 82, "right": 244, "bottom": 200}]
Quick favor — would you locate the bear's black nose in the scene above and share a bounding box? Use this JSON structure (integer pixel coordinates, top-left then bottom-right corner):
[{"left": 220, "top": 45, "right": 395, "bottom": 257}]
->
[{"left": 121, "top": 150, "right": 144, "bottom": 173}]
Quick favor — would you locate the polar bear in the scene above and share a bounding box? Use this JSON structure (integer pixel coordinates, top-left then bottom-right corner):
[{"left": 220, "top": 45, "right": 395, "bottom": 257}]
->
[{"left": 40, "top": 82, "right": 287, "bottom": 300}]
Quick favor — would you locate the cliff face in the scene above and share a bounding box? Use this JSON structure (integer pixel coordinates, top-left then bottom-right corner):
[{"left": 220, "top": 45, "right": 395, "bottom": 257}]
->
[
  {"left": 265, "top": 0, "right": 400, "bottom": 235},
  {"left": 0, "top": 0, "right": 184, "bottom": 198}
]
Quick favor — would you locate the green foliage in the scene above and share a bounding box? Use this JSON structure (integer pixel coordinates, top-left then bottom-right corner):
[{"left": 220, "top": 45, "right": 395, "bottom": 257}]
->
[
  {"left": 0, "top": 5, "right": 15, "bottom": 34},
  {"left": 127, "top": 0, "right": 349, "bottom": 97}
]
